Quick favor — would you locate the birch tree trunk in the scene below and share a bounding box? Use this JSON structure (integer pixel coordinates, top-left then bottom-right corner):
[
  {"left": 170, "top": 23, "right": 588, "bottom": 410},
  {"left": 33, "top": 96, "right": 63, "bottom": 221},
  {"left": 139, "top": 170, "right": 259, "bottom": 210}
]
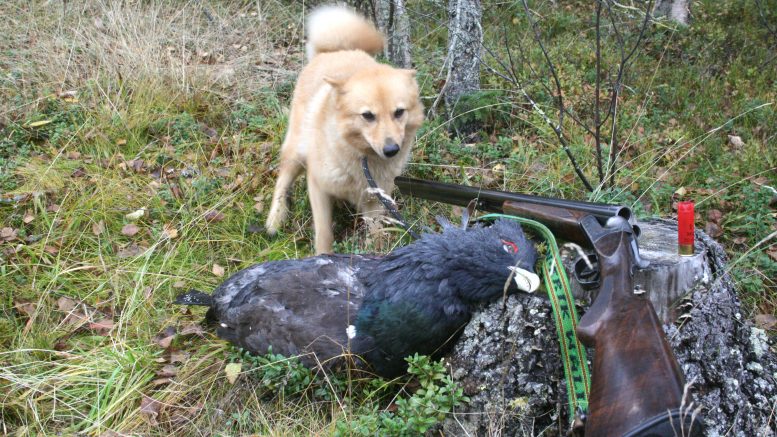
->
[
  {"left": 374, "top": 0, "right": 413, "bottom": 68},
  {"left": 653, "top": 0, "right": 691, "bottom": 25},
  {"left": 442, "top": 0, "right": 482, "bottom": 110}
]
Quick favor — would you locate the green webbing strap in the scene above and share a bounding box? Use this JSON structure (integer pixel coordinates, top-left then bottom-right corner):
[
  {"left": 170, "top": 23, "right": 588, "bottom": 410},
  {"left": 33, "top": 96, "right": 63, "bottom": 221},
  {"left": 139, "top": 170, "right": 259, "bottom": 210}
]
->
[{"left": 481, "top": 214, "right": 591, "bottom": 420}]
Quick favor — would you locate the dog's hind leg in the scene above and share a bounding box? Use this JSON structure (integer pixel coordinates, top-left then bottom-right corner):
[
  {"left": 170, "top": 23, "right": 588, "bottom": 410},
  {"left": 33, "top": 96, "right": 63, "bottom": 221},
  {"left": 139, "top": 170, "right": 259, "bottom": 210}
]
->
[{"left": 266, "top": 156, "right": 304, "bottom": 235}]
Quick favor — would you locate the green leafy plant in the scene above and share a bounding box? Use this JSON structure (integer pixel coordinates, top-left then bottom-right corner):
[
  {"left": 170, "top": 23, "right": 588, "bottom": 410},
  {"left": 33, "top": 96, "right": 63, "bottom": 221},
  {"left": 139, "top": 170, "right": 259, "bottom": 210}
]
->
[{"left": 335, "top": 354, "right": 469, "bottom": 436}]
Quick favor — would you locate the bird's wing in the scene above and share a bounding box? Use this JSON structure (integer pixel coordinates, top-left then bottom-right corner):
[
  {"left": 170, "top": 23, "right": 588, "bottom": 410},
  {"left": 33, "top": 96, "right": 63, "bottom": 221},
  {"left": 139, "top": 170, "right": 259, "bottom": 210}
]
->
[{"left": 212, "top": 254, "right": 373, "bottom": 368}]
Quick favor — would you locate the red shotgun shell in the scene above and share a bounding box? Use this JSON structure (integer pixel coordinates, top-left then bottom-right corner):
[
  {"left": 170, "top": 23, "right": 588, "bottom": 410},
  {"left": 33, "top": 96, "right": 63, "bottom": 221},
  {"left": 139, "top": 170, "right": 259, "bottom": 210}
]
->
[{"left": 678, "top": 201, "right": 695, "bottom": 256}]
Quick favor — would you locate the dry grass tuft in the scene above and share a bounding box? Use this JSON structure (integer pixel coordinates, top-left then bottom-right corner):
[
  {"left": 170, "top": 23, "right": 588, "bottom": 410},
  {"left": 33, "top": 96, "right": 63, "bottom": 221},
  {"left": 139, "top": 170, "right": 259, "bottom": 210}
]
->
[{"left": 0, "top": 0, "right": 303, "bottom": 115}]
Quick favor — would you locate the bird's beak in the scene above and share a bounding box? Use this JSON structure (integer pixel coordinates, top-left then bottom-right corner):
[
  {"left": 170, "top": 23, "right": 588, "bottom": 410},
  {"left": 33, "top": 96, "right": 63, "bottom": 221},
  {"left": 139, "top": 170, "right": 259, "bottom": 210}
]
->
[{"left": 509, "top": 266, "right": 541, "bottom": 293}]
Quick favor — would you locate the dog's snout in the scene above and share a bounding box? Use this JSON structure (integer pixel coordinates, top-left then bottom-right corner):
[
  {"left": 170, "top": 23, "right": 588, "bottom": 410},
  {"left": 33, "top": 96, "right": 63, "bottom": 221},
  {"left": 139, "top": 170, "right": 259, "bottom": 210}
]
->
[{"left": 383, "top": 143, "right": 400, "bottom": 157}]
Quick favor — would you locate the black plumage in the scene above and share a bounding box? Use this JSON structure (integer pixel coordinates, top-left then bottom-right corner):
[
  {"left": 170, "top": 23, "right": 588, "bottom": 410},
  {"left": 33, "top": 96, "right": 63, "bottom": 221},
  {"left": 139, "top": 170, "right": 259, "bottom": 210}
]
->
[{"left": 176, "top": 219, "right": 539, "bottom": 377}]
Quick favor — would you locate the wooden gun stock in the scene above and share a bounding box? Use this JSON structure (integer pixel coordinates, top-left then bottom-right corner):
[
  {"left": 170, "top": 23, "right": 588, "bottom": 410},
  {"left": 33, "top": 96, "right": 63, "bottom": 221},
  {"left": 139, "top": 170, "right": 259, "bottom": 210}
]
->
[{"left": 575, "top": 216, "right": 701, "bottom": 436}]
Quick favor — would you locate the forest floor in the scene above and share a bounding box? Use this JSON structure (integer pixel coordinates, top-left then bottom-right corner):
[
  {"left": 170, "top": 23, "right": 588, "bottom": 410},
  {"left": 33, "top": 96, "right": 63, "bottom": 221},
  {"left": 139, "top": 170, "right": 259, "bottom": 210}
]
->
[{"left": 1, "top": 0, "right": 775, "bottom": 435}]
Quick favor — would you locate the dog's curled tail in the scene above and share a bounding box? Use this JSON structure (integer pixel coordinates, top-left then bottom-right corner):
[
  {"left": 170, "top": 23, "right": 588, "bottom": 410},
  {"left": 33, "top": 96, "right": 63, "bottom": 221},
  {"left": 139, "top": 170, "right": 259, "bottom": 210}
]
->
[{"left": 306, "top": 5, "right": 384, "bottom": 60}]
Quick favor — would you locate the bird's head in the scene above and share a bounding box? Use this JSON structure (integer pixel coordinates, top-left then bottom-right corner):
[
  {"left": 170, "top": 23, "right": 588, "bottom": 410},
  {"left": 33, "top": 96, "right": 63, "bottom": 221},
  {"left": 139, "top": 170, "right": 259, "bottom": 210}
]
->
[
  {"left": 395, "top": 218, "right": 540, "bottom": 302},
  {"left": 462, "top": 218, "right": 541, "bottom": 295}
]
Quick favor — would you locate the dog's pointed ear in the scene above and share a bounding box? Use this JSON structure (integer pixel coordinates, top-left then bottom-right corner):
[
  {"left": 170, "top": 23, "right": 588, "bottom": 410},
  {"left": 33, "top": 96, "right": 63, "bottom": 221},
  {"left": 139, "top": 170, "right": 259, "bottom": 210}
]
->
[{"left": 323, "top": 76, "right": 345, "bottom": 89}]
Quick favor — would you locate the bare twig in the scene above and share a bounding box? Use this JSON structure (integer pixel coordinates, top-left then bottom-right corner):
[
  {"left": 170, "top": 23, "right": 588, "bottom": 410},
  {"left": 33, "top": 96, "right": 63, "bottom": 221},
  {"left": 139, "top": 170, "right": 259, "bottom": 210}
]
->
[
  {"left": 594, "top": 0, "right": 604, "bottom": 183},
  {"left": 521, "top": 0, "right": 594, "bottom": 192},
  {"left": 605, "top": 0, "right": 654, "bottom": 187}
]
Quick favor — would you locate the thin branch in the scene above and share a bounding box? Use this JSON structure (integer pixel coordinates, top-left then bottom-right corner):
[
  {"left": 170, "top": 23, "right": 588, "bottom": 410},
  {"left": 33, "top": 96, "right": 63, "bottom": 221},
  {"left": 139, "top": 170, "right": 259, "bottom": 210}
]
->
[
  {"left": 521, "top": 0, "right": 594, "bottom": 191},
  {"left": 522, "top": 0, "right": 565, "bottom": 128},
  {"left": 594, "top": 0, "right": 604, "bottom": 183},
  {"left": 755, "top": 0, "right": 777, "bottom": 45},
  {"left": 606, "top": 0, "right": 654, "bottom": 187},
  {"left": 511, "top": 28, "right": 597, "bottom": 138}
]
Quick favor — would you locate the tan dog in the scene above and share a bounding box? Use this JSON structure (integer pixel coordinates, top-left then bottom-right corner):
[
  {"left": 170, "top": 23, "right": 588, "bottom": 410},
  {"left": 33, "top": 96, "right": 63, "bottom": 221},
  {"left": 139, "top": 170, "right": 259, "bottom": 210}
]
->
[{"left": 266, "top": 5, "right": 424, "bottom": 254}]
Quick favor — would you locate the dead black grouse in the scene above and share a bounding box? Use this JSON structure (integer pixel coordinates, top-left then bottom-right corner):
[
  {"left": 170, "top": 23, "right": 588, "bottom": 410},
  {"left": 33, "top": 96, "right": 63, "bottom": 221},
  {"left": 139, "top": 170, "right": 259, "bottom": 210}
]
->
[{"left": 175, "top": 219, "right": 539, "bottom": 377}]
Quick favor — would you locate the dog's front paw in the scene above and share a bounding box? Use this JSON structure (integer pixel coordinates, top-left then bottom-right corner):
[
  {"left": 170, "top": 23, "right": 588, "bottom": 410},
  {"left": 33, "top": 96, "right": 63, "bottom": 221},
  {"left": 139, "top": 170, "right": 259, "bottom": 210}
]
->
[{"left": 264, "top": 222, "right": 279, "bottom": 236}]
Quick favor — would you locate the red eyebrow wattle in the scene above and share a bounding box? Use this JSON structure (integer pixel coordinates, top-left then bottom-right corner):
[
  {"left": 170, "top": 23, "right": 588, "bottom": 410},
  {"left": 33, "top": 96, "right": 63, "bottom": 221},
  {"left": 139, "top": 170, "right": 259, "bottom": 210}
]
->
[{"left": 501, "top": 239, "right": 518, "bottom": 253}]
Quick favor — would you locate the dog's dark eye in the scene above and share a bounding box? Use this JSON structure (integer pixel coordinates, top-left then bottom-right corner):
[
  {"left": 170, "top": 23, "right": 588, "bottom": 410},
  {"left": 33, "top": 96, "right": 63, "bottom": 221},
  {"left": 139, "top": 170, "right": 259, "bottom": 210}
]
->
[
  {"left": 394, "top": 108, "right": 405, "bottom": 119},
  {"left": 361, "top": 111, "right": 375, "bottom": 121}
]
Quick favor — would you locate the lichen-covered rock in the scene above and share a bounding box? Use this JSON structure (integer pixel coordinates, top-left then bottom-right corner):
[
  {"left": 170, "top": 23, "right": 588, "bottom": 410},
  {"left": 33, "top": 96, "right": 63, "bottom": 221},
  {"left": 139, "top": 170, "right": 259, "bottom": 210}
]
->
[{"left": 442, "top": 228, "right": 776, "bottom": 436}]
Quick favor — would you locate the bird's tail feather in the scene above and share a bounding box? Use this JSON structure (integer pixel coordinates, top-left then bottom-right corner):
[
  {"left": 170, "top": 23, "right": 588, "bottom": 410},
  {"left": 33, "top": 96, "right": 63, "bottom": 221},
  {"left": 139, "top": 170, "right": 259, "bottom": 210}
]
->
[{"left": 174, "top": 289, "right": 213, "bottom": 306}]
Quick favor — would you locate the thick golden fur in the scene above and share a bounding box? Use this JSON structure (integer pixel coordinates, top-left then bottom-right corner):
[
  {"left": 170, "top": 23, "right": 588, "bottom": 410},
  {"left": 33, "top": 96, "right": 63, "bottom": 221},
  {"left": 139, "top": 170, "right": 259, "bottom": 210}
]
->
[{"left": 266, "top": 5, "right": 424, "bottom": 254}]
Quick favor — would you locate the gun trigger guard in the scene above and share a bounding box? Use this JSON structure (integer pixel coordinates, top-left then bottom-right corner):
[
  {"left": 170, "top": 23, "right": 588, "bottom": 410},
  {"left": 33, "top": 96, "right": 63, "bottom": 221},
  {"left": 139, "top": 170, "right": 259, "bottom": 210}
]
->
[{"left": 574, "top": 254, "right": 600, "bottom": 291}]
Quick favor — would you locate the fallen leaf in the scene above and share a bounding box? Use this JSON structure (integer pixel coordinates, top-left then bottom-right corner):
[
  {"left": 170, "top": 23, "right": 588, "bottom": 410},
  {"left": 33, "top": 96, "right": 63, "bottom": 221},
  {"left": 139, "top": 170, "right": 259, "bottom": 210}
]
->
[
  {"left": 57, "top": 296, "right": 78, "bottom": 313},
  {"left": 151, "top": 377, "right": 173, "bottom": 387},
  {"left": 172, "top": 281, "right": 186, "bottom": 289},
  {"left": 1, "top": 227, "right": 17, "bottom": 242},
  {"left": 707, "top": 209, "right": 723, "bottom": 224},
  {"left": 117, "top": 243, "right": 147, "bottom": 258},
  {"left": 71, "top": 167, "right": 87, "bottom": 178},
  {"left": 116, "top": 139, "right": 127, "bottom": 146},
  {"left": 156, "top": 364, "right": 178, "bottom": 378},
  {"left": 225, "top": 362, "right": 242, "bottom": 384},
  {"left": 204, "top": 211, "right": 225, "bottom": 222},
  {"left": 755, "top": 314, "right": 777, "bottom": 331},
  {"left": 122, "top": 224, "right": 140, "bottom": 236},
  {"left": 58, "top": 90, "right": 78, "bottom": 100},
  {"left": 179, "top": 323, "right": 205, "bottom": 337},
  {"left": 14, "top": 299, "right": 36, "bottom": 317},
  {"left": 89, "top": 318, "right": 115, "bottom": 335},
  {"left": 140, "top": 395, "right": 162, "bottom": 426},
  {"left": 253, "top": 202, "right": 264, "bottom": 213},
  {"left": 44, "top": 245, "right": 59, "bottom": 255},
  {"left": 226, "top": 175, "right": 244, "bottom": 192},
  {"left": 201, "top": 125, "right": 218, "bottom": 138},
  {"left": 212, "top": 263, "right": 225, "bottom": 277},
  {"left": 162, "top": 223, "right": 178, "bottom": 239},
  {"left": 154, "top": 326, "right": 177, "bottom": 348},
  {"left": 62, "top": 311, "right": 90, "bottom": 328},
  {"left": 169, "top": 350, "right": 190, "bottom": 364},
  {"left": 23, "top": 211, "right": 35, "bottom": 224},
  {"left": 27, "top": 120, "right": 53, "bottom": 128},
  {"left": 727, "top": 135, "right": 744, "bottom": 148},
  {"left": 66, "top": 150, "right": 81, "bottom": 160},
  {"left": 673, "top": 186, "right": 687, "bottom": 198},
  {"left": 704, "top": 222, "right": 723, "bottom": 239},
  {"left": 47, "top": 204, "right": 60, "bottom": 213},
  {"left": 732, "top": 236, "right": 747, "bottom": 245},
  {"left": 92, "top": 220, "right": 106, "bottom": 236},
  {"left": 125, "top": 208, "right": 146, "bottom": 221},
  {"left": 129, "top": 159, "right": 144, "bottom": 173},
  {"left": 170, "top": 184, "right": 183, "bottom": 200}
]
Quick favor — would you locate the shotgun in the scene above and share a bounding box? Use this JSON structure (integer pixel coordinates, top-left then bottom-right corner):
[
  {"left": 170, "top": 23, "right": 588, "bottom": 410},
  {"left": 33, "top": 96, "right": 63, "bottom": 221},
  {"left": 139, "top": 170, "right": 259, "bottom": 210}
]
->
[{"left": 395, "top": 176, "right": 704, "bottom": 437}]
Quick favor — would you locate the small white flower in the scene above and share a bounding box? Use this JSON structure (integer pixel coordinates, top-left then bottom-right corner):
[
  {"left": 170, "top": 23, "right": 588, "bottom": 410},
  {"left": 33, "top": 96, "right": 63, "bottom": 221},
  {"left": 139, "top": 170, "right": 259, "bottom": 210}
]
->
[{"left": 346, "top": 325, "right": 357, "bottom": 339}]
